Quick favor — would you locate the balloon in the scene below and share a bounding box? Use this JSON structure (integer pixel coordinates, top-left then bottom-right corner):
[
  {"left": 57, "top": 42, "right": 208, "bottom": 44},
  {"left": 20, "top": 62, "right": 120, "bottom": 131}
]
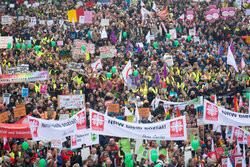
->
[
  {"left": 133, "top": 70, "right": 138, "bottom": 77},
  {"left": 106, "top": 72, "right": 112, "bottom": 79},
  {"left": 22, "top": 44, "right": 26, "bottom": 50},
  {"left": 51, "top": 41, "right": 56, "bottom": 47},
  {"left": 22, "top": 142, "right": 29, "bottom": 151},
  {"left": 125, "top": 154, "right": 132, "bottom": 162},
  {"left": 7, "top": 42, "right": 11, "bottom": 48},
  {"left": 166, "top": 33, "right": 171, "bottom": 39},
  {"left": 175, "top": 40, "right": 179, "bottom": 47},
  {"left": 111, "top": 66, "right": 116, "bottom": 73},
  {"left": 150, "top": 149, "right": 157, "bottom": 155},
  {"left": 81, "top": 45, "right": 86, "bottom": 51},
  {"left": 27, "top": 43, "right": 32, "bottom": 49},
  {"left": 244, "top": 3, "right": 248, "bottom": 8},
  {"left": 123, "top": 32, "right": 127, "bottom": 38},
  {"left": 187, "top": 36, "right": 191, "bottom": 41},
  {"left": 39, "top": 159, "right": 46, "bottom": 167},
  {"left": 128, "top": 160, "right": 134, "bottom": 167},
  {"left": 155, "top": 164, "right": 161, "bottom": 167},
  {"left": 35, "top": 45, "right": 39, "bottom": 51},
  {"left": 151, "top": 153, "right": 158, "bottom": 163},
  {"left": 246, "top": 93, "right": 249, "bottom": 100},
  {"left": 16, "top": 43, "right": 21, "bottom": 49},
  {"left": 153, "top": 42, "right": 158, "bottom": 48},
  {"left": 191, "top": 140, "right": 199, "bottom": 151}
]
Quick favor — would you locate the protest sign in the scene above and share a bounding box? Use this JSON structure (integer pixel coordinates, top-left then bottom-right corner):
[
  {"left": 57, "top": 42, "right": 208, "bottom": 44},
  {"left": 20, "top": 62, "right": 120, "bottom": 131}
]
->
[
  {"left": 39, "top": 20, "right": 46, "bottom": 25},
  {"left": 85, "top": 133, "right": 99, "bottom": 146},
  {"left": 6, "top": 64, "right": 29, "bottom": 74},
  {"left": 40, "top": 85, "right": 47, "bottom": 94},
  {"left": 18, "top": 16, "right": 24, "bottom": 21},
  {"left": 209, "top": 5, "right": 217, "bottom": 9},
  {"left": 137, "top": 146, "right": 149, "bottom": 162},
  {"left": 73, "top": 40, "right": 95, "bottom": 55},
  {"left": 71, "top": 134, "right": 84, "bottom": 149},
  {"left": 86, "top": 1, "right": 94, "bottom": 8},
  {"left": 222, "top": 7, "right": 229, "bottom": 18},
  {"left": 59, "top": 114, "right": 70, "bottom": 120},
  {"left": 67, "top": 9, "right": 77, "bottom": 22},
  {"left": 247, "top": 136, "right": 250, "bottom": 147},
  {"left": 68, "top": 62, "right": 83, "bottom": 72},
  {"left": 189, "top": 28, "right": 196, "bottom": 36},
  {"left": 216, "top": 147, "right": 224, "bottom": 159},
  {"left": 14, "top": 105, "right": 26, "bottom": 118},
  {"left": 246, "top": 9, "right": 250, "bottom": 16},
  {"left": 184, "top": 151, "right": 192, "bottom": 167},
  {"left": 221, "top": 157, "right": 228, "bottom": 167},
  {"left": 81, "top": 147, "right": 90, "bottom": 160},
  {"left": 228, "top": 7, "right": 235, "bottom": 17},
  {"left": 135, "top": 139, "right": 143, "bottom": 154},
  {"left": 99, "top": 46, "right": 117, "bottom": 58},
  {"left": 97, "top": 0, "right": 111, "bottom": 4},
  {"left": 79, "top": 16, "right": 85, "bottom": 24},
  {"left": 76, "top": 8, "right": 84, "bottom": 21},
  {"left": 206, "top": 11, "right": 213, "bottom": 21},
  {"left": 3, "top": 93, "right": 11, "bottom": 105},
  {"left": 107, "top": 104, "right": 119, "bottom": 113},
  {"left": 91, "top": 59, "right": 102, "bottom": 71},
  {"left": 59, "top": 51, "right": 70, "bottom": 59},
  {"left": 28, "top": 109, "right": 86, "bottom": 141},
  {"left": 58, "top": 95, "right": 85, "bottom": 109},
  {"left": 90, "top": 109, "right": 187, "bottom": 140},
  {"left": 51, "top": 139, "right": 62, "bottom": 149},
  {"left": 187, "top": 128, "right": 199, "bottom": 143},
  {"left": 127, "top": 115, "right": 134, "bottom": 123},
  {"left": 0, "top": 123, "right": 31, "bottom": 138},
  {"left": 138, "top": 108, "right": 150, "bottom": 118},
  {"left": 0, "top": 112, "right": 9, "bottom": 123},
  {"left": 57, "top": 41, "right": 63, "bottom": 46},
  {"left": 30, "top": 17, "right": 36, "bottom": 26},
  {"left": 211, "top": 9, "right": 220, "bottom": 20},
  {"left": 186, "top": 10, "right": 194, "bottom": 21},
  {"left": 164, "top": 54, "right": 174, "bottom": 66},
  {"left": 101, "top": 19, "right": 109, "bottom": 26},
  {"left": 169, "top": 29, "right": 177, "bottom": 39},
  {"left": 1, "top": 16, "right": 12, "bottom": 25},
  {"left": 0, "top": 71, "right": 49, "bottom": 84},
  {"left": 203, "top": 100, "right": 250, "bottom": 126},
  {"left": 84, "top": 11, "right": 92, "bottom": 23},
  {"left": 119, "top": 139, "right": 131, "bottom": 154},
  {"left": 0, "top": 36, "right": 13, "bottom": 49},
  {"left": 22, "top": 88, "right": 28, "bottom": 97},
  {"left": 234, "top": 156, "right": 243, "bottom": 167}
]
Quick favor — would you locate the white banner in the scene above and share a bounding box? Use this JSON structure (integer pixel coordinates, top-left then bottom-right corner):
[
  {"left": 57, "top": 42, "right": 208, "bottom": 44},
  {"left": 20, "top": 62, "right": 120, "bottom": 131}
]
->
[
  {"left": 230, "top": 126, "right": 249, "bottom": 144},
  {"left": 58, "top": 95, "right": 85, "bottom": 109},
  {"left": 154, "top": 96, "right": 203, "bottom": 110},
  {"left": 28, "top": 110, "right": 87, "bottom": 141},
  {"left": 89, "top": 109, "right": 187, "bottom": 140},
  {"left": 71, "top": 132, "right": 99, "bottom": 149},
  {"left": 203, "top": 100, "right": 250, "bottom": 126}
]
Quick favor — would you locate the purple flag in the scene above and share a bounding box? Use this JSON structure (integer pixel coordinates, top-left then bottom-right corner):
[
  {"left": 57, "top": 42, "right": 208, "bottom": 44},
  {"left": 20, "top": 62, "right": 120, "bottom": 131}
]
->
[
  {"left": 218, "top": 44, "right": 222, "bottom": 56},
  {"left": 230, "top": 42, "right": 234, "bottom": 53},
  {"left": 137, "top": 44, "right": 141, "bottom": 53},
  {"left": 135, "top": 75, "right": 139, "bottom": 85},
  {"left": 110, "top": 30, "right": 116, "bottom": 44},
  {"left": 126, "top": 41, "right": 130, "bottom": 51},
  {"left": 163, "top": 62, "right": 167, "bottom": 79},
  {"left": 155, "top": 71, "right": 160, "bottom": 85}
]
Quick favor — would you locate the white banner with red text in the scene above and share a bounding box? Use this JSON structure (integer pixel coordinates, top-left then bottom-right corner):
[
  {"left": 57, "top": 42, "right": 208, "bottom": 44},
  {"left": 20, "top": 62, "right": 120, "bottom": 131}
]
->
[
  {"left": 28, "top": 109, "right": 87, "bottom": 141},
  {"left": 203, "top": 100, "right": 250, "bottom": 126},
  {"left": 89, "top": 109, "right": 187, "bottom": 140}
]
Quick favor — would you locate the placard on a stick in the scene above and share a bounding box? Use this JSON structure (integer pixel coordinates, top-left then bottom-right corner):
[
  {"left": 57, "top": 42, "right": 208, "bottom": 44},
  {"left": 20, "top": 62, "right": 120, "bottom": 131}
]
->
[
  {"left": 107, "top": 104, "right": 119, "bottom": 113},
  {"left": 0, "top": 112, "right": 9, "bottom": 123},
  {"left": 14, "top": 105, "right": 26, "bottom": 118},
  {"left": 138, "top": 108, "right": 150, "bottom": 118}
]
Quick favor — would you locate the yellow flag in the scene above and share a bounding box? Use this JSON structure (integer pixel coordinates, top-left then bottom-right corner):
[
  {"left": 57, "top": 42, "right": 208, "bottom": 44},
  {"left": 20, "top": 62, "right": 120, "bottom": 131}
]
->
[{"left": 67, "top": 10, "right": 77, "bottom": 22}]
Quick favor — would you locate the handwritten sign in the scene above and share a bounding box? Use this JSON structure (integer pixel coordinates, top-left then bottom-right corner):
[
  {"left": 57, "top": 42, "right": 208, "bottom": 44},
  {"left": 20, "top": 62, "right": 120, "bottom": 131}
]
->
[
  {"left": 58, "top": 95, "right": 85, "bottom": 109},
  {"left": 14, "top": 105, "right": 26, "bottom": 118},
  {"left": 138, "top": 108, "right": 150, "bottom": 117},
  {"left": 79, "top": 16, "right": 85, "bottom": 24},
  {"left": 127, "top": 115, "right": 134, "bottom": 122},
  {"left": 73, "top": 40, "right": 95, "bottom": 55},
  {"left": 51, "top": 139, "right": 62, "bottom": 149},
  {"left": 0, "top": 36, "right": 13, "bottom": 49},
  {"left": 84, "top": 11, "right": 92, "bottom": 23},
  {"left": 99, "top": 46, "right": 117, "bottom": 58},
  {"left": 0, "top": 112, "right": 9, "bottom": 123},
  {"left": 1, "top": 16, "right": 12, "bottom": 25},
  {"left": 107, "top": 104, "right": 119, "bottom": 113},
  {"left": 101, "top": 19, "right": 109, "bottom": 26},
  {"left": 187, "top": 128, "right": 199, "bottom": 142}
]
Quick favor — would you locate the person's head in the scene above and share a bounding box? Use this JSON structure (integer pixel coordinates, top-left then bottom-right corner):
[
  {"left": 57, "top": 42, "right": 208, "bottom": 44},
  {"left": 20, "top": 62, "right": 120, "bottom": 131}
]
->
[
  {"left": 65, "top": 159, "right": 71, "bottom": 167},
  {"left": 172, "top": 156, "right": 178, "bottom": 164}
]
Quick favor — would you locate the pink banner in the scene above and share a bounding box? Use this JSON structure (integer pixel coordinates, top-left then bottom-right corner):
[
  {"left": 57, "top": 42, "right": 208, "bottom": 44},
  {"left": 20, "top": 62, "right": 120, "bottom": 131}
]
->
[
  {"left": 209, "top": 5, "right": 217, "bottom": 10},
  {"left": 186, "top": 10, "right": 194, "bottom": 21},
  {"left": 205, "top": 11, "right": 213, "bottom": 21},
  {"left": 222, "top": 7, "right": 235, "bottom": 18},
  {"left": 228, "top": 7, "right": 235, "bottom": 18}
]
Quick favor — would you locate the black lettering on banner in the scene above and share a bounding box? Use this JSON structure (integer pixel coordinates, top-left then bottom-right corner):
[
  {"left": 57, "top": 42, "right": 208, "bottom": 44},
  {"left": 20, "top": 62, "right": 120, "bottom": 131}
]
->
[
  {"left": 108, "top": 120, "right": 124, "bottom": 127},
  {"left": 221, "top": 110, "right": 237, "bottom": 117}
]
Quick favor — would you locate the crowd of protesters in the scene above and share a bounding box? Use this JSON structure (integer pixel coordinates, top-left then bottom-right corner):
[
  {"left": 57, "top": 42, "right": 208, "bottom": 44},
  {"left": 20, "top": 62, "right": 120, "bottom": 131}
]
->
[{"left": 0, "top": 0, "right": 249, "bottom": 166}]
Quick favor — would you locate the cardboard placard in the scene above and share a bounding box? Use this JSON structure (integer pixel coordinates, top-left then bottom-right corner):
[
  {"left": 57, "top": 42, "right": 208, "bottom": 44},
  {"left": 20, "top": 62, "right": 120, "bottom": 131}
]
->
[
  {"left": 127, "top": 115, "right": 134, "bottom": 122},
  {"left": 107, "top": 104, "right": 119, "bottom": 113},
  {"left": 14, "top": 105, "right": 26, "bottom": 118},
  {"left": 0, "top": 112, "right": 9, "bottom": 123},
  {"left": 187, "top": 128, "right": 199, "bottom": 142},
  {"left": 138, "top": 108, "right": 150, "bottom": 117}
]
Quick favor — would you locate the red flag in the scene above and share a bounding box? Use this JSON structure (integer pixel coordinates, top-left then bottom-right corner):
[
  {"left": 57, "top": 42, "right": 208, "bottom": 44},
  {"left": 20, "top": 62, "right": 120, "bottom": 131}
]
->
[
  {"left": 234, "top": 94, "right": 239, "bottom": 112},
  {"left": 3, "top": 137, "right": 10, "bottom": 151},
  {"left": 176, "top": 107, "right": 180, "bottom": 117}
]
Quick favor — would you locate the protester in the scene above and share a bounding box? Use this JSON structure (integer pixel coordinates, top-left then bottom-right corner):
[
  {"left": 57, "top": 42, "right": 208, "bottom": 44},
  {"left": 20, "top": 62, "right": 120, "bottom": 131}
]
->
[{"left": 0, "top": 0, "right": 249, "bottom": 166}]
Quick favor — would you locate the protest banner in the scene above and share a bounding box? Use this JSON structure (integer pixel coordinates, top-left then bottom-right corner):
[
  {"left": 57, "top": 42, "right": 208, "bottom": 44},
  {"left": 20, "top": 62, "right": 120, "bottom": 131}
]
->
[
  {"left": 118, "top": 139, "right": 131, "bottom": 154},
  {"left": 186, "top": 10, "right": 194, "bottom": 21},
  {"left": 138, "top": 108, "right": 150, "bottom": 118},
  {"left": 169, "top": 29, "right": 177, "bottom": 39},
  {"left": 14, "top": 105, "right": 26, "bottom": 118},
  {"left": 246, "top": 9, "right": 250, "bottom": 16},
  {"left": 106, "top": 104, "right": 119, "bottom": 113},
  {"left": 228, "top": 7, "right": 235, "bottom": 17},
  {"left": 211, "top": 9, "right": 220, "bottom": 20},
  {"left": 229, "top": 126, "right": 250, "bottom": 144},
  {"left": 28, "top": 109, "right": 86, "bottom": 141},
  {"left": 6, "top": 64, "right": 29, "bottom": 74},
  {"left": 22, "top": 88, "right": 28, "bottom": 97},
  {"left": 0, "top": 71, "right": 49, "bottom": 84},
  {"left": 90, "top": 109, "right": 187, "bottom": 140},
  {"left": 51, "top": 139, "right": 62, "bottom": 149},
  {"left": 0, "top": 123, "right": 31, "bottom": 138},
  {"left": 203, "top": 100, "right": 250, "bottom": 126},
  {"left": 0, "top": 112, "right": 9, "bottom": 123},
  {"left": 1, "top": 16, "right": 12, "bottom": 25},
  {"left": 58, "top": 95, "right": 85, "bottom": 109},
  {"left": 59, "top": 51, "right": 71, "bottom": 59},
  {"left": 84, "top": 11, "right": 92, "bottom": 23},
  {"left": 101, "top": 19, "right": 109, "bottom": 26},
  {"left": 73, "top": 40, "right": 95, "bottom": 55},
  {"left": 99, "top": 46, "right": 117, "bottom": 58},
  {"left": 209, "top": 4, "right": 217, "bottom": 9},
  {"left": 40, "top": 85, "right": 47, "bottom": 94},
  {"left": 155, "top": 96, "right": 203, "bottom": 110},
  {"left": 0, "top": 36, "right": 13, "bottom": 49}
]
